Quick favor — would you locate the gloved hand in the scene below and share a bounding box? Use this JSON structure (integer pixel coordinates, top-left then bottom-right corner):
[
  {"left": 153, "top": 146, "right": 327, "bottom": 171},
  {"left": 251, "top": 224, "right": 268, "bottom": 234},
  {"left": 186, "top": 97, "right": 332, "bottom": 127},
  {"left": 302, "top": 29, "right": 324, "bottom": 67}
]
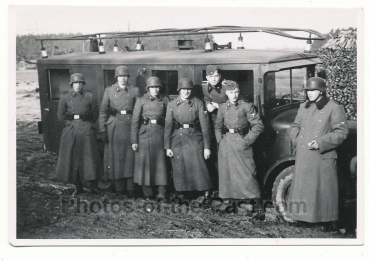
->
[{"left": 97, "top": 132, "right": 109, "bottom": 143}]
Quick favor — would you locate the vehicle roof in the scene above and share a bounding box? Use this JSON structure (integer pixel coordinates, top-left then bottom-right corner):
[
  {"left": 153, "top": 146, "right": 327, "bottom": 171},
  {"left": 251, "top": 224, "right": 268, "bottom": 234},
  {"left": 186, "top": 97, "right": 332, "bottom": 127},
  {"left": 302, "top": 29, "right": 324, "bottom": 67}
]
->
[{"left": 37, "top": 49, "right": 320, "bottom": 66}]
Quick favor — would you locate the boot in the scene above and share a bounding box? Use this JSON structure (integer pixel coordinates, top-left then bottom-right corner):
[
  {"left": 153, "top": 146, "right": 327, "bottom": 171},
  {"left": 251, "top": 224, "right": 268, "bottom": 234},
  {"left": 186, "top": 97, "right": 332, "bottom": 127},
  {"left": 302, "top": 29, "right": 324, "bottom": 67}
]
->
[
  {"left": 127, "top": 190, "right": 136, "bottom": 199},
  {"left": 90, "top": 181, "right": 104, "bottom": 195},
  {"left": 72, "top": 182, "right": 84, "bottom": 197},
  {"left": 251, "top": 198, "right": 265, "bottom": 221},
  {"left": 203, "top": 190, "right": 212, "bottom": 209}
]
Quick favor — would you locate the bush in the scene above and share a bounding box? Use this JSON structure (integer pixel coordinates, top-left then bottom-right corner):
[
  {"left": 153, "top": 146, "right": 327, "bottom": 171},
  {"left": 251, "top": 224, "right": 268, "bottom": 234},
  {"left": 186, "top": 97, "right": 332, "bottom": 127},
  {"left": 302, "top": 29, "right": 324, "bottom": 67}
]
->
[{"left": 316, "top": 30, "right": 357, "bottom": 120}]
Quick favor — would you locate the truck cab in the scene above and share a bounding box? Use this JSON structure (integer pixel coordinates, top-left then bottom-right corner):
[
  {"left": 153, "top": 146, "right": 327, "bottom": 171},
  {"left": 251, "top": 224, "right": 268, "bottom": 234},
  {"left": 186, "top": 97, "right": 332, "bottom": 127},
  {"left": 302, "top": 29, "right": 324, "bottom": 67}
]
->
[{"left": 36, "top": 27, "right": 357, "bottom": 226}]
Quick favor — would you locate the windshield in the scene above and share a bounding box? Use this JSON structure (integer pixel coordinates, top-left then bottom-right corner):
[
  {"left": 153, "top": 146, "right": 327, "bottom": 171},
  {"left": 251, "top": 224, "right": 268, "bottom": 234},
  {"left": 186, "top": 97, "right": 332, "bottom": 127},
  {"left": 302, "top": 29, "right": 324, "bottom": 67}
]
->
[{"left": 264, "top": 67, "right": 312, "bottom": 111}]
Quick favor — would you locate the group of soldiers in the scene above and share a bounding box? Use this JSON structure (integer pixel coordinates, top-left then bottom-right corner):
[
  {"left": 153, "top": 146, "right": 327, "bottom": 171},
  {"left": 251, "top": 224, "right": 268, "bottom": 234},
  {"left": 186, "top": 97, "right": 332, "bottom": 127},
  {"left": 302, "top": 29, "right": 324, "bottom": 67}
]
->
[{"left": 55, "top": 64, "right": 349, "bottom": 226}]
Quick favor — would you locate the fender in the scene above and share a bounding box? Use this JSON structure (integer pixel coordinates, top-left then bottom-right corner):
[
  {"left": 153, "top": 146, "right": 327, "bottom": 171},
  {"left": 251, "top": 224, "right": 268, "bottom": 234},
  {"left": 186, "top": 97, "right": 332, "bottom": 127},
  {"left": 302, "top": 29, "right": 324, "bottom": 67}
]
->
[{"left": 263, "top": 154, "right": 296, "bottom": 185}]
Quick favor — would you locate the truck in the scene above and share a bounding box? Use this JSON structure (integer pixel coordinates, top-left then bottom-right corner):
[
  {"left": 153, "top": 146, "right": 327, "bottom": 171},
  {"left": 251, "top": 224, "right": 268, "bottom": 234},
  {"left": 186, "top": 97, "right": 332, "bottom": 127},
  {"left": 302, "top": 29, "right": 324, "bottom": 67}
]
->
[{"left": 35, "top": 26, "right": 357, "bottom": 228}]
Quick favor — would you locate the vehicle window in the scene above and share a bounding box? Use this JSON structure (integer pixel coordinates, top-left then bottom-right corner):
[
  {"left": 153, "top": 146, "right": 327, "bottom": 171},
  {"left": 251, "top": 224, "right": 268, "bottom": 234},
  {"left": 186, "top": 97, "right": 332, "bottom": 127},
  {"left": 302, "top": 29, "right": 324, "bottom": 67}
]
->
[
  {"left": 152, "top": 70, "right": 178, "bottom": 95},
  {"left": 48, "top": 69, "right": 70, "bottom": 100},
  {"left": 103, "top": 70, "right": 116, "bottom": 89},
  {"left": 202, "top": 70, "right": 254, "bottom": 102},
  {"left": 264, "top": 68, "right": 307, "bottom": 111}
]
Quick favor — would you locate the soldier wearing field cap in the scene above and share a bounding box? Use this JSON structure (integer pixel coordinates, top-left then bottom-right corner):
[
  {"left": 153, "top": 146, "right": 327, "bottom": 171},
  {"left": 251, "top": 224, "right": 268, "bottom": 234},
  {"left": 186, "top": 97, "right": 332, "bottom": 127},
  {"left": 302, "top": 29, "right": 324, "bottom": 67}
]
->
[
  {"left": 287, "top": 77, "right": 348, "bottom": 228},
  {"left": 131, "top": 77, "right": 169, "bottom": 200},
  {"left": 164, "top": 78, "right": 213, "bottom": 200},
  {"left": 202, "top": 65, "right": 228, "bottom": 123},
  {"left": 201, "top": 65, "right": 228, "bottom": 191},
  {"left": 215, "top": 80, "right": 265, "bottom": 220},
  {"left": 99, "top": 66, "right": 139, "bottom": 198},
  {"left": 55, "top": 73, "right": 103, "bottom": 196}
]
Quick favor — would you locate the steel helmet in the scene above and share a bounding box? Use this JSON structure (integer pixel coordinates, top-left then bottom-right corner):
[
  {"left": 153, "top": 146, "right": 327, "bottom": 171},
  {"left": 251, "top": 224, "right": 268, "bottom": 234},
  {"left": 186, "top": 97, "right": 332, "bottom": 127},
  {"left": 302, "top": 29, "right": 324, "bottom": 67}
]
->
[
  {"left": 114, "top": 66, "right": 130, "bottom": 78},
  {"left": 177, "top": 78, "right": 194, "bottom": 91},
  {"left": 146, "top": 77, "right": 162, "bottom": 89},
  {"left": 305, "top": 77, "right": 327, "bottom": 92},
  {"left": 69, "top": 73, "right": 86, "bottom": 86}
]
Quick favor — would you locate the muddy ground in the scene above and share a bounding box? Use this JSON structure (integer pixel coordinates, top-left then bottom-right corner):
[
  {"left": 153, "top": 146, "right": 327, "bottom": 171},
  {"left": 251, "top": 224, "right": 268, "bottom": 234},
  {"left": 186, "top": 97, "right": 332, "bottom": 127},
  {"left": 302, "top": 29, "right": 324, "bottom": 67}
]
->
[{"left": 15, "top": 70, "right": 355, "bottom": 239}]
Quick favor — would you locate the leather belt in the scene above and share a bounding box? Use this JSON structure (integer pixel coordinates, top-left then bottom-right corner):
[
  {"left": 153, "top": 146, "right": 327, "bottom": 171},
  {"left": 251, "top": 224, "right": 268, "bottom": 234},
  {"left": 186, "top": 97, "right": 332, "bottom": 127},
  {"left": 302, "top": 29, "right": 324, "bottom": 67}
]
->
[
  {"left": 65, "top": 113, "right": 91, "bottom": 121},
  {"left": 110, "top": 108, "right": 133, "bottom": 116},
  {"left": 223, "top": 126, "right": 249, "bottom": 135},
  {"left": 174, "top": 121, "right": 194, "bottom": 129},
  {"left": 142, "top": 116, "right": 164, "bottom": 125}
]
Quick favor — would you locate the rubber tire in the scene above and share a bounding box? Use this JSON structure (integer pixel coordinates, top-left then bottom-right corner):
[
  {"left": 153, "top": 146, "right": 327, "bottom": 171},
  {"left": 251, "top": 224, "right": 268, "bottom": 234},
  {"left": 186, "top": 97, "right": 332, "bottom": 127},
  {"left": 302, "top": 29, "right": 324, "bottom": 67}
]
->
[{"left": 272, "top": 165, "right": 295, "bottom": 223}]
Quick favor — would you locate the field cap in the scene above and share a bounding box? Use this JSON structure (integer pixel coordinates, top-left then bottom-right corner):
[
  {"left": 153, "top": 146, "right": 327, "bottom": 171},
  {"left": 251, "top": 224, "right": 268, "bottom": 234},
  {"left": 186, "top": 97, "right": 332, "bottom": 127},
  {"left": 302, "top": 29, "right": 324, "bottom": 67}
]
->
[{"left": 206, "top": 65, "right": 219, "bottom": 75}]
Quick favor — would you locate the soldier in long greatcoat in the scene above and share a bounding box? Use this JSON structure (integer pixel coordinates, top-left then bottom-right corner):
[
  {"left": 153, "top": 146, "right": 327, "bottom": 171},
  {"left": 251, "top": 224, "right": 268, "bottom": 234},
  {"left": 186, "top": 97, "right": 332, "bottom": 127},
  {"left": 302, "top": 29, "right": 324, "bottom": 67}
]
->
[
  {"left": 55, "top": 73, "right": 103, "bottom": 196},
  {"left": 99, "top": 66, "right": 139, "bottom": 198},
  {"left": 131, "top": 77, "right": 169, "bottom": 200},
  {"left": 215, "top": 80, "right": 264, "bottom": 219},
  {"left": 288, "top": 77, "right": 348, "bottom": 225},
  {"left": 164, "top": 78, "right": 213, "bottom": 199},
  {"left": 201, "top": 65, "right": 229, "bottom": 192}
]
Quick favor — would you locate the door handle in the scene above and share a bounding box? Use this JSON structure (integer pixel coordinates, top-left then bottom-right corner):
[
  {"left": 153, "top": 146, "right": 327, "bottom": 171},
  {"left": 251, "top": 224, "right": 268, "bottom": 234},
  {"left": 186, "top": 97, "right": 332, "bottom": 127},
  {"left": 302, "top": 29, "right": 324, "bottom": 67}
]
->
[{"left": 44, "top": 108, "right": 50, "bottom": 112}]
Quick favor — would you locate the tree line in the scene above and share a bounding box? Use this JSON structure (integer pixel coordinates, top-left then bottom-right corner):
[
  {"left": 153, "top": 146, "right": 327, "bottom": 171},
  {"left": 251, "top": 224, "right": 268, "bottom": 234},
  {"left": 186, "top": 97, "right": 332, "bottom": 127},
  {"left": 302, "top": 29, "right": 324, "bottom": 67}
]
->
[{"left": 311, "top": 27, "right": 356, "bottom": 53}]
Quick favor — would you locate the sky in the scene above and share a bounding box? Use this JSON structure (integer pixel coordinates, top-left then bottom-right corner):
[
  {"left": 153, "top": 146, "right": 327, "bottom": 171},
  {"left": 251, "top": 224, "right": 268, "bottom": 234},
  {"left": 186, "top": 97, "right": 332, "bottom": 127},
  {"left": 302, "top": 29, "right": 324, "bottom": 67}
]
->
[{"left": 11, "top": 5, "right": 360, "bottom": 50}]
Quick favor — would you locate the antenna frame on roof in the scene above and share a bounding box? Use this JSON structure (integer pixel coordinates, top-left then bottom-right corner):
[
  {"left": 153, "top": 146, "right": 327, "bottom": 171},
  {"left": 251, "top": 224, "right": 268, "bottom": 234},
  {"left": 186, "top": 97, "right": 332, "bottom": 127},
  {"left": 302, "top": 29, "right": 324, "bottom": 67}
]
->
[{"left": 35, "top": 26, "right": 325, "bottom": 42}]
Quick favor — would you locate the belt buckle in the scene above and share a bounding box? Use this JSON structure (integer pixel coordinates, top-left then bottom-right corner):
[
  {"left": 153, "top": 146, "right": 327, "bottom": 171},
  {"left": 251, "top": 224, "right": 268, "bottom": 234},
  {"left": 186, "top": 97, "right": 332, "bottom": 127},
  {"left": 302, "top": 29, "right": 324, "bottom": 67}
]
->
[
  {"left": 120, "top": 110, "right": 127, "bottom": 115},
  {"left": 150, "top": 119, "right": 157, "bottom": 124},
  {"left": 74, "top": 115, "right": 80, "bottom": 120},
  {"left": 229, "top": 129, "right": 235, "bottom": 134},
  {"left": 183, "top": 124, "right": 190, "bottom": 129}
]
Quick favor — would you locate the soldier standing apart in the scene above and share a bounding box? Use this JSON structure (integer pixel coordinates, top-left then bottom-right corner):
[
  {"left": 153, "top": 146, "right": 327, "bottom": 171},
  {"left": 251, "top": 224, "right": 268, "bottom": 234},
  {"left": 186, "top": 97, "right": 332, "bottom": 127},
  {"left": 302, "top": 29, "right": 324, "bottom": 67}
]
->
[
  {"left": 288, "top": 77, "right": 348, "bottom": 228},
  {"left": 202, "top": 65, "right": 228, "bottom": 191},
  {"left": 99, "top": 66, "right": 139, "bottom": 198},
  {"left": 55, "top": 73, "right": 103, "bottom": 196},
  {"left": 131, "top": 77, "right": 169, "bottom": 200},
  {"left": 215, "top": 80, "right": 265, "bottom": 219},
  {"left": 164, "top": 78, "right": 213, "bottom": 200}
]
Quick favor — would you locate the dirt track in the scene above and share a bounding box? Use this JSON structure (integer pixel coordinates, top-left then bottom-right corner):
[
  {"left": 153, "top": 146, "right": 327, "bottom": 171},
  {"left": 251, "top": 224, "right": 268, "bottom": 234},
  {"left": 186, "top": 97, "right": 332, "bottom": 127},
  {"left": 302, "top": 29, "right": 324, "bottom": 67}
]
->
[{"left": 16, "top": 70, "right": 355, "bottom": 239}]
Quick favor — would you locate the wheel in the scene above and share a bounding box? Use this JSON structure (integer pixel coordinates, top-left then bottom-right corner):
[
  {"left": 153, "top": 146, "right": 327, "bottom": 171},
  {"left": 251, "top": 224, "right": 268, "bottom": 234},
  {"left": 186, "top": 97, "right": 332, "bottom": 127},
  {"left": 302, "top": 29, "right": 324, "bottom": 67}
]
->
[{"left": 271, "top": 165, "right": 295, "bottom": 222}]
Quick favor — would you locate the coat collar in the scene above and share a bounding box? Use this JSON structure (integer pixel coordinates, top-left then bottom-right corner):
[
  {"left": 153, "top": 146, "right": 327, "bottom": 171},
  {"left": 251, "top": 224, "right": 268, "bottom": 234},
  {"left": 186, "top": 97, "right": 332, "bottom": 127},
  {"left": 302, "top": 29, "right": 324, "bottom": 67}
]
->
[
  {"left": 146, "top": 93, "right": 163, "bottom": 101},
  {"left": 114, "top": 83, "right": 128, "bottom": 92},
  {"left": 176, "top": 96, "right": 193, "bottom": 107},
  {"left": 70, "top": 88, "right": 85, "bottom": 97},
  {"left": 208, "top": 82, "right": 222, "bottom": 94},
  {"left": 304, "top": 95, "right": 329, "bottom": 110},
  {"left": 226, "top": 100, "right": 240, "bottom": 109}
]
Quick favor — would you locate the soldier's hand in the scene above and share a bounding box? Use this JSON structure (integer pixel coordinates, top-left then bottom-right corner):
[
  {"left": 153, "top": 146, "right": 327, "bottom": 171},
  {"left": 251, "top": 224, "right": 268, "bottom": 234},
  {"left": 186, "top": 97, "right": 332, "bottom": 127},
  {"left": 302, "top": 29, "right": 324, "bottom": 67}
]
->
[
  {"left": 308, "top": 140, "right": 319, "bottom": 150},
  {"left": 207, "top": 103, "right": 215, "bottom": 112},
  {"left": 132, "top": 144, "right": 139, "bottom": 151},
  {"left": 98, "top": 132, "right": 109, "bottom": 144},
  {"left": 166, "top": 149, "right": 174, "bottom": 157},
  {"left": 204, "top": 149, "right": 211, "bottom": 160},
  {"left": 211, "top": 102, "right": 219, "bottom": 109}
]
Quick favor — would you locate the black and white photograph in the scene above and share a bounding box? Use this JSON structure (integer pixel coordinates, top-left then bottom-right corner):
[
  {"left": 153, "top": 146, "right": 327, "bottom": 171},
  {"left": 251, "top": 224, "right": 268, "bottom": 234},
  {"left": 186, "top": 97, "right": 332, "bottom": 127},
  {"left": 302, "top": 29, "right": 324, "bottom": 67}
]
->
[{"left": 6, "top": 1, "right": 365, "bottom": 249}]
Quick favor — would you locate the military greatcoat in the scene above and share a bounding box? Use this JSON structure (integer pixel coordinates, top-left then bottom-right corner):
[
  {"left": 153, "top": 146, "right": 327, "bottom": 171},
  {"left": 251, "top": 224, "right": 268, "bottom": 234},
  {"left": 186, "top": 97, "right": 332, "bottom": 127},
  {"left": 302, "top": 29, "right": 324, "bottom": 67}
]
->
[
  {"left": 99, "top": 83, "right": 139, "bottom": 180},
  {"left": 130, "top": 93, "right": 169, "bottom": 186},
  {"left": 55, "top": 89, "right": 101, "bottom": 183},
  {"left": 164, "top": 96, "right": 213, "bottom": 191},
  {"left": 215, "top": 100, "right": 264, "bottom": 199},
  {"left": 201, "top": 81, "right": 228, "bottom": 125},
  {"left": 287, "top": 96, "right": 348, "bottom": 223}
]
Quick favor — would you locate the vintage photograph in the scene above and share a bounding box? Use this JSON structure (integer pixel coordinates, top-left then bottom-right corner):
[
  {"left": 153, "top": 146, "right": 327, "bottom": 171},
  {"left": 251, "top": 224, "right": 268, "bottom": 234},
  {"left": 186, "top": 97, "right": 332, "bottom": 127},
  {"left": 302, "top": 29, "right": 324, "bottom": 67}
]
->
[{"left": 9, "top": 5, "right": 362, "bottom": 245}]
